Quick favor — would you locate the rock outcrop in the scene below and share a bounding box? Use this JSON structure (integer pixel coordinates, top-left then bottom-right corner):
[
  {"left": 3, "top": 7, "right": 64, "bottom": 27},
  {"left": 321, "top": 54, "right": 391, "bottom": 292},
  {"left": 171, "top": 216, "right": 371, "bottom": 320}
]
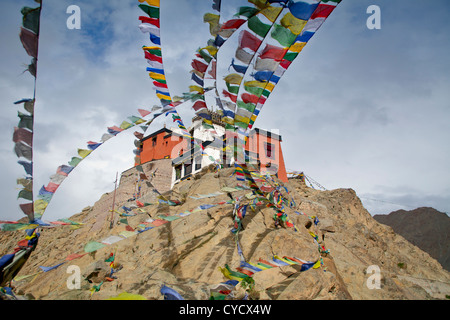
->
[{"left": 1, "top": 166, "right": 449, "bottom": 300}]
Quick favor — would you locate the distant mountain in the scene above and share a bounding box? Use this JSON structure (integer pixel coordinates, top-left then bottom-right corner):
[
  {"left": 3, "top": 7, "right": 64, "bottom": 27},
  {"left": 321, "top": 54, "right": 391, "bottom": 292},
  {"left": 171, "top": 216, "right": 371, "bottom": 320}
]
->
[{"left": 374, "top": 207, "right": 450, "bottom": 272}]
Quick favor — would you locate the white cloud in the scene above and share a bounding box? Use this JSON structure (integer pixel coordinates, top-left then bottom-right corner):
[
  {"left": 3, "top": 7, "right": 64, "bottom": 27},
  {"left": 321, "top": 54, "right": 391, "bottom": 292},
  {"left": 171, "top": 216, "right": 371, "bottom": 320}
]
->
[{"left": 1, "top": 0, "right": 450, "bottom": 223}]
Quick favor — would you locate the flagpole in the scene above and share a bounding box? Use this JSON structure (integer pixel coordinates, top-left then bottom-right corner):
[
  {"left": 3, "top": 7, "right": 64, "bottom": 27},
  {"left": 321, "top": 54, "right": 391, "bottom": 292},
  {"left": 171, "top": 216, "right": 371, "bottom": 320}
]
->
[{"left": 109, "top": 172, "right": 118, "bottom": 229}]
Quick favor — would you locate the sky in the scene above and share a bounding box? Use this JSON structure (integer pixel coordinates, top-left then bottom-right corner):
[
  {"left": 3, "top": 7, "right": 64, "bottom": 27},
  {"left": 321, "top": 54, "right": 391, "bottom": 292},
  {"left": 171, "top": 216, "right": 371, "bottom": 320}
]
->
[{"left": 0, "top": 0, "right": 449, "bottom": 223}]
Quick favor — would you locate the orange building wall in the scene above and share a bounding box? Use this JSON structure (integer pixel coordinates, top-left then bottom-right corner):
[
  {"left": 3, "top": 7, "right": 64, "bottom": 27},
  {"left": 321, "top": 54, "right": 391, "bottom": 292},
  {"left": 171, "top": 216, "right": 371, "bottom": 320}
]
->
[
  {"left": 246, "top": 132, "right": 288, "bottom": 183},
  {"left": 139, "top": 132, "right": 188, "bottom": 164}
]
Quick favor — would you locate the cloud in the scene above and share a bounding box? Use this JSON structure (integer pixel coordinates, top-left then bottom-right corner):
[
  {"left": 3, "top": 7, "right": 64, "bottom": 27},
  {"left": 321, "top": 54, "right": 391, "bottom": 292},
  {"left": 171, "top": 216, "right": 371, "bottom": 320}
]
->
[{"left": 1, "top": 0, "right": 450, "bottom": 223}]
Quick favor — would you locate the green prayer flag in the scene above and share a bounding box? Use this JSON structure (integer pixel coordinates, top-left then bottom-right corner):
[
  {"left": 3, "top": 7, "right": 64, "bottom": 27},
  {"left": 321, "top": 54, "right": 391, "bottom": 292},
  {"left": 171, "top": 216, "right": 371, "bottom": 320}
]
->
[
  {"left": 68, "top": 157, "right": 82, "bottom": 167},
  {"left": 247, "top": 16, "right": 271, "bottom": 38},
  {"left": 262, "top": 89, "right": 271, "bottom": 97},
  {"left": 226, "top": 82, "right": 240, "bottom": 94},
  {"left": 18, "top": 112, "right": 33, "bottom": 131},
  {"left": 198, "top": 49, "right": 213, "bottom": 63},
  {"left": 271, "top": 24, "right": 297, "bottom": 47},
  {"left": 145, "top": 48, "right": 162, "bottom": 56},
  {"left": 1, "top": 223, "right": 29, "bottom": 232},
  {"left": 160, "top": 215, "right": 180, "bottom": 221},
  {"left": 236, "top": 6, "right": 259, "bottom": 18},
  {"left": 138, "top": 4, "right": 160, "bottom": 19},
  {"left": 18, "top": 189, "right": 33, "bottom": 201},
  {"left": 244, "top": 85, "right": 264, "bottom": 96},
  {"left": 128, "top": 115, "right": 142, "bottom": 123},
  {"left": 237, "top": 100, "right": 256, "bottom": 113},
  {"left": 84, "top": 241, "right": 106, "bottom": 253},
  {"left": 21, "top": 6, "right": 41, "bottom": 35},
  {"left": 105, "top": 254, "right": 115, "bottom": 263},
  {"left": 283, "top": 51, "right": 298, "bottom": 62},
  {"left": 120, "top": 121, "right": 133, "bottom": 130}
]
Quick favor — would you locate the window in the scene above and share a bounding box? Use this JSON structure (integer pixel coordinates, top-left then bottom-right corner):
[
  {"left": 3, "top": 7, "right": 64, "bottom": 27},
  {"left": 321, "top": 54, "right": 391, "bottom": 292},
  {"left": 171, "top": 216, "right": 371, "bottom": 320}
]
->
[
  {"left": 152, "top": 136, "right": 157, "bottom": 146},
  {"left": 175, "top": 165, "right": 182, "bottom": 180},
  {"left": 184, "top": 163, "right": 192, "bottom": 176},
  {"left": 195, "top": 156, "right": 202, "bottom": 171},
  {"left": 264, "top": 142, "right": 275, "bottom": 159}
]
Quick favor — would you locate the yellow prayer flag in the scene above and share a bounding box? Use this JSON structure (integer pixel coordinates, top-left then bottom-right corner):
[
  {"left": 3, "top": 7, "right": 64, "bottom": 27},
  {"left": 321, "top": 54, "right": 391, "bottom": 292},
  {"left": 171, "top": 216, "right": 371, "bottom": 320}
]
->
[
  {"left": 249, "top": 262, "right": 270, "bottom": 270},
  {"left": 142, "top": 46, "right": 161, "bottom": 51},
  {"left": 120, "top": 121, "right": 133, "bottom": 130},
  {"left": 265, "top": 82, "right": 275, "bottom": 92},
  {"left": 248, "top": 0, "right": 270, "bottom": 10},
  {"left": 274, "top": 255, "right": 296, "bottom": 265},
  {"left": 34, "top": 199, "right": 48, "bottom": 214},
  {"left": 134, "top": 118, "right": 146, "bottom": 125},
  {"left": 290, "top": 41, "right": 307, "bottom": 53},
  {"left": 13, "top": 272, "right": 40, "bottom": 282},
  {"left": 313, "top": 260, "right": 322, "bottom": 269},
  {"left": 223, "top": 73, "right": 243, "bottom": 85},
  {"left": 260, "top": 6, "right": 283, "bottom": 22},
  {"left": 201, "top": 45, "right": 218, "bottom": 57},
  {"left": 219, "top": 267, "right": 245, "bottom": 281},
  {"left": 234, "top": 114, "right": 250, "bottom": 124},
  {"left": 149, "top": 72, "right": 166, "bottom": 80},
  {"left": 22, "top": 224, "right": 38, "bottom": 231},
  {"left": 244, "top": 80, "right": 268, "bottom": 88},
  {"left": 138, "top": 0, "right": 160, "bottom": 8},
  {"left": 108, "top": 292, "right": 147, "bottom": 300},
  {"left": 222, "top": 117, "right": 234, "bottom": 125},
  {"left": 189, "top": 85, "right": 204, "bottom": 93},
  {"left": 78, "top": 149, "right": 92, "bottom": 159},
  {"left": 203, "top": 13, "right": 220, "bottom": 36},
  {"left": 156, "top": 93, "right": 171, "bottom": 101},
  {"left": 280, "top": 12, "right": 307, "bottom": 35}
]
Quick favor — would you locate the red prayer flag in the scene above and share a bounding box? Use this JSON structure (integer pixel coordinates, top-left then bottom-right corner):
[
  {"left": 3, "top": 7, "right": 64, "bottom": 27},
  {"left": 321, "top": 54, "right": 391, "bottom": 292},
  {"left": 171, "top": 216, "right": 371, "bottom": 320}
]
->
[
  {"left": 221, "top": 19, "right": 246, "bottom": 30},
  {"left": 238, "top": 30, "right": 262, "bottom": 52},
  {"left": 134, "top": 131, "right": 144, "bottom": 140},
  {"left": 259, "top": 44, "right": 288, "bottom": 61},
  {"left": 138, "top": 16, "right": 160, "bottom": 28},
  {"left": 279, "top": 59, "right": 292, "bottom": 69},
  {"left": 19, "top": 27, "right": 38, "bottom": 58},
  {"left": 145, "top": 51, "right": 163, "bottom": 63},
  {"left": 13, "top": 127, "right": 33, "bottom": 146},
  {"left": 136, "top": 200, "right": 145, "bottom": 207},
  {"left": 191, "top": 59, "right": 208, "bottom": 73},
  {"left": 222, "top": 90, "right": 237, "bottom": 103},
  {"left": 241, "top": 93, "right": 259, "bottom": 104},
  {"left": 311, "top": 4, "right": 335, "bottom": 19},
  {"left": 138, "top": 108, "right": 151, "bottom": 117},
  {"left": 66, "top": 253, "right": 87, "bottom": 261},
  {"left": 192, "top": 100, "right": 207, "bottom": 111},
  {"left": 44, "top": 182, "right": 59, "bottom": 193},
  {"left": 152, "top": 80, "right": 168, "bottom": 88},
  {"left": 19, "top": 203, "right": 34, "bottom": 217}
]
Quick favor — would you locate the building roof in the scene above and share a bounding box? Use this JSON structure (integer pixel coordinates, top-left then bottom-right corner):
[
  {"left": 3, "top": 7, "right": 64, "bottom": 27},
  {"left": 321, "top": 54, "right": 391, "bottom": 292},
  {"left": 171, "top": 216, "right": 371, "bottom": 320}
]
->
[
  {"left": 250, "top": 128, "right": 282, "bottom": 142},
  {"left": 141, "top": 127, "right": 173, "bottom": 142}
]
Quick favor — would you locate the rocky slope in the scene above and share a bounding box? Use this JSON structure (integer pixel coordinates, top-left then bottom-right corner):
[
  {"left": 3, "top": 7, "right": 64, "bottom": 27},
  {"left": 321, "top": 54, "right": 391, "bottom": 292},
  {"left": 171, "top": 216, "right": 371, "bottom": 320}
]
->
[
  {"left": 1, "top": 165, "right": 450, "bottom": 300},
  {"left": 374, "top": 207, "right": 450, "bottom": 272}
]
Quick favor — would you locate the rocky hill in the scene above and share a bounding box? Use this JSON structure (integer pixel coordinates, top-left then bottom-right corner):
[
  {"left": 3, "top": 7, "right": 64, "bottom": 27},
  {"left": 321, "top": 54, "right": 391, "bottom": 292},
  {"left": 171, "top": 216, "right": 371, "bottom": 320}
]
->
[
  {"left": 1, "top": 165, "right": 450, "bottom": 300},
  {"left": 374, "top": 207, "right": 450, "bottom": 272}
]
